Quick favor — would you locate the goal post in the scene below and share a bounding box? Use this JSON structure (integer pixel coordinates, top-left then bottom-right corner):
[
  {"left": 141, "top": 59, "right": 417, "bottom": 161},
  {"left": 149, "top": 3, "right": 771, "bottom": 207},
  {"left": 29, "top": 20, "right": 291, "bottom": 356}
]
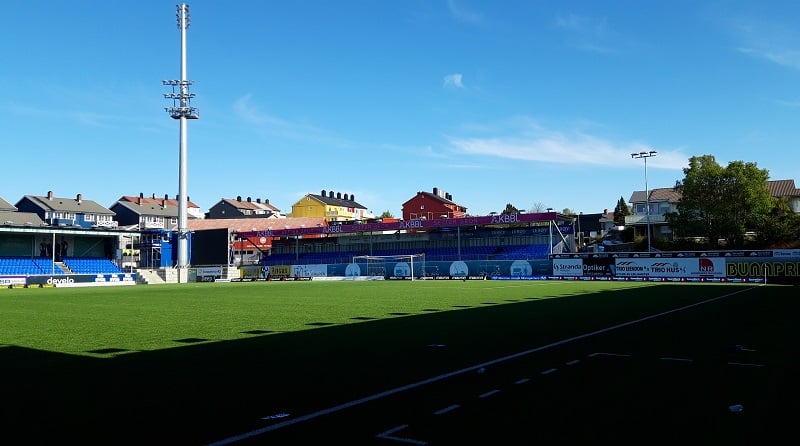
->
[{"left": 351, "top": 254, "right": 426, "bottom": 280}]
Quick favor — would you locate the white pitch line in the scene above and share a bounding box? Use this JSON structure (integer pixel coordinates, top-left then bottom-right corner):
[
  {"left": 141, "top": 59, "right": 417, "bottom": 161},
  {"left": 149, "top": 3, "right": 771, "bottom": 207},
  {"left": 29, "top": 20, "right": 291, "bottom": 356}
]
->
[
  {"left": 728, "top": 362, "right": 765, "bottom": 367},
  {"left": 566, "top": 359, "right": 581, "bottom": 366},
  {"left": 479, "top": 389, "right": 500, "bottom": 398},
  {"left": 541, "top": 368, "right": 558, "bottom": 375},
  {"left": 433, "top": 404, "right": 461, "bottom": 415},
  {"left": 588, "top": 352, "right": 630, "bottom": 358},
  {"left": 207, "top": 285, "right": 761, "bottom": 446},
  {"left": 660, "top": 357, "right": 693, "bottom": 363},
  {"left": 376, "top": 425, "right": 428, "bottom": 445},
  {"left": 514, "top": 378, "right": 530, "bottom": 385}
]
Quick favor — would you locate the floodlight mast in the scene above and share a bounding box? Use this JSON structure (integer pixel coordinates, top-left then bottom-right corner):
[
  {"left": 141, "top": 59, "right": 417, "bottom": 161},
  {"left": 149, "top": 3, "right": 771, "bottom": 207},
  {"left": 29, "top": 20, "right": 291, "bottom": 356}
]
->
[
  {"left": 631, "top": 150, "right": 657, "bottom": 252},
  {"left": 163, "top": 3, "right": 198, "bottom": 277}
]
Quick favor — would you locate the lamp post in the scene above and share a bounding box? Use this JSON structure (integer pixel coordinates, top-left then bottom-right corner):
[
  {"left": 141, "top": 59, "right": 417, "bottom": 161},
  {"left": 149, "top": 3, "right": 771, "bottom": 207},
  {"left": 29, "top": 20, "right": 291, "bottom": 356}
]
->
[{"left": 631, "top": 150, "right": 657, "bottom": 252}]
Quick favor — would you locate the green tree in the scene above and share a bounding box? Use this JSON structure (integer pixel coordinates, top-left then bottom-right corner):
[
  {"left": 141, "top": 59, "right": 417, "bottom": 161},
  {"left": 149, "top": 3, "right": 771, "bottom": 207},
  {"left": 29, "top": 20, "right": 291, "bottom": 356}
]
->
[
  {"left": 753, "top": 197, "right": 800, "bottom": 248},
  {"left": 613, "top": 196, "right": 631, "bottom": 226},
  {"left": 501, "top": 203, "right": 519, "bottom": 215},
  {"left": 379, "top": 210, "right": 394, "bottom": 219},
  {"left": 667, "top": 155, "right": 771, "bottom": 248}
]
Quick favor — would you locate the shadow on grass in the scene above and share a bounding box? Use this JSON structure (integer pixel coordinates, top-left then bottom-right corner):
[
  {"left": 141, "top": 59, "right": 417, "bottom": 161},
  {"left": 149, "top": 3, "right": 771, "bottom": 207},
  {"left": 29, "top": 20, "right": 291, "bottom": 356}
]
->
[{"left": 1, "top": 285, "right": 797, "bottom": 445}]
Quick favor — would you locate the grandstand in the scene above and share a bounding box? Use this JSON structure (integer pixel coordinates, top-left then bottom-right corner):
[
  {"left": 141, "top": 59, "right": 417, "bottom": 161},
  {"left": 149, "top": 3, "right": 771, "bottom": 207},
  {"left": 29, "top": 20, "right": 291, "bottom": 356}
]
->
[
  {"left": 62, "top": 257, "right": 124, "bottom": 275},
  {"left": 260, "top": 223, "right": 567, "bottom": 266}
]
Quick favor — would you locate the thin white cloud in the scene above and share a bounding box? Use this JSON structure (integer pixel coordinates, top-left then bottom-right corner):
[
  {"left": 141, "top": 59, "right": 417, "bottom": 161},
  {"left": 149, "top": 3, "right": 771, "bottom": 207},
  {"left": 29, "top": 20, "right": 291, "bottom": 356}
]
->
[
  {"left": 443, "top": 73, "right": 464, "bottom": 88},
  {"left": 775, "top": 98, "right": 800, "bottom": 107},
  {"left": 737, "top": 47, "right": 800, "bottom": 70},
  {"left": 5, "top": 102, "right": 112, "bottom": 128},
  {"left": 446, "top": 0, "right": 483, "bottom": 24},
  {"left": 447, "top": 121, "right": 687, "bottom": 170},
  {"left": 555, "top": 13, "right": 617, "bottom": 54},
  {"left": 730, "top": 18, "right": 800, "bottom": 70},
  {"left": 555, "top": 13, "right": 608, "bottom": 35},
  {"left": 233, "top": 94, "right": 350, "bottom": 147}
]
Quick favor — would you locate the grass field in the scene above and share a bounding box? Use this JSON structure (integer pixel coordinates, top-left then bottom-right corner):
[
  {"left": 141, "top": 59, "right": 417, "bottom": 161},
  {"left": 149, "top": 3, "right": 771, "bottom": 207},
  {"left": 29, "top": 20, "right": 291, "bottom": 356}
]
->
[{"left": 1, "top": 281, "right": 797, "bottom": 445}]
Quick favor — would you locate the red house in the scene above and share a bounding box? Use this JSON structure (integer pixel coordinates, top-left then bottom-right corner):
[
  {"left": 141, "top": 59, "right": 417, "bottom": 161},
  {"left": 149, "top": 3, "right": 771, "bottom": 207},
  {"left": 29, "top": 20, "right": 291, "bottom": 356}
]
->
[{"left": 401, "top": 187, "right": 467, "bottom": 221}]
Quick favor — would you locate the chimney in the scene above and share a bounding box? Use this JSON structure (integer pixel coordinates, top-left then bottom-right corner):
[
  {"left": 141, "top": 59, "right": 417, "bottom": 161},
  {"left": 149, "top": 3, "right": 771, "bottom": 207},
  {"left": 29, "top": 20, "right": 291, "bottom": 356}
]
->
[
  {"left": 236, "top": 195, "right": 242, "bottom": 201},
  {"left": 321, "top": 189, "right": 326, "bottom": 196},
  {"left": 350, "top": 195, "right": 354, "bottom": 202},
  {"left": 47, "top": 191, "right": 54, "bottom": 200},
  {"left": 329, "top": 191, "right": 334, "bottom": 198},
  {"left": 152, "top": 193, "right": 156, "bottom": 199},
  {"left": 433, "top": 187, "right": 438, "bottom": 196},
  {"left": 343, "top": 193, "right": 349, "bottom": 201},
  {"left": 76, "top": 193, "right": 82, "bottom": 204},
  {"left": 265, "top": 198, "right": 270, "bottom": 204},
  {"left": 139, "top": 192, "right": 144, "bottom": 198},
  {"left": 247, "top": 197, "right": 252, "bottom": 203},
  {"left": 604, "top": 209, "right": 609, "bottom": 214},
  {"left": 256, "top": 198, "right": 261, "bottom": 204},
  {"left": 336, "top": 192, "right": 342, "bottom": 199},
  {"left": 164, "top": 194, "right": 169, "bottom": 200},
  {"left": 138, "top": 195, "right": 142, "bottom": 205}
]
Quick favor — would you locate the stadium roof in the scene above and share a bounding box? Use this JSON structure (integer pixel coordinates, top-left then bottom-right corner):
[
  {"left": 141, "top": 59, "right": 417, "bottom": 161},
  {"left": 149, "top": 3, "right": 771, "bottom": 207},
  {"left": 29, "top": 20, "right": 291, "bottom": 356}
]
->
[{"left": 187, "top": 217, "right": 327, "bottom": 233}]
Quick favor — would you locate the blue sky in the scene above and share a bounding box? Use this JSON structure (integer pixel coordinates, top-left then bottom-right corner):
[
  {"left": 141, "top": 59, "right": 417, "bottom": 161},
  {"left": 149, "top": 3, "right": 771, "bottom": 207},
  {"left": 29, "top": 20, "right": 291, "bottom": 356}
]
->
[{"left": 1, "top": 1, "right": 799, "bottom": 218}]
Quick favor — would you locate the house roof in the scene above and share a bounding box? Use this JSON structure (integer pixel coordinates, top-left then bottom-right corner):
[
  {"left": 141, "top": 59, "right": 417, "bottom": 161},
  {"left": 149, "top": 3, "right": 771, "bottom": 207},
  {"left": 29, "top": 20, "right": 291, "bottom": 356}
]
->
[
  {"left": 0, "top": 211, "right": 45, "bottom": 226},
  {"left": 112, "top": 200, "right": 180, "bottom": 218},
  {"left": 119, "top": 195, "right": 201, "bottom": 209},
  {"left": 20, "top": 193, "right": 114, "bottom": 215},
  {"left": 630, "top": 179, "right": 799, "bottom": 204},
  {"left": 187, "top": 217, "right": 326, "bottom": 232},
  {"left": 768, "top": 180, "right": 800, "bottom": 198},
  {"left": 0, "top": 197, "right": 16, "bottom": 211},
  {"left": 629, "top": 188, "right": 681, "bottom": 204},
  {"left": 402, "top": 191, "right": 466, "bottom": 209},
  {"left": 218, "top": 197, "right": 280, "bottom": 212},
  {"left": 306, "top": 193, "right": 367, "bottom": 209}
]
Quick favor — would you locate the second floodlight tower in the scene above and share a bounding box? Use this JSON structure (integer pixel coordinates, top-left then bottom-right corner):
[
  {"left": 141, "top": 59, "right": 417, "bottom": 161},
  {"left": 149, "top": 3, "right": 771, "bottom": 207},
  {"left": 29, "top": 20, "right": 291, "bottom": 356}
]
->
[{"left": 163, "top": 3, "right": 198, "bottom": 278}]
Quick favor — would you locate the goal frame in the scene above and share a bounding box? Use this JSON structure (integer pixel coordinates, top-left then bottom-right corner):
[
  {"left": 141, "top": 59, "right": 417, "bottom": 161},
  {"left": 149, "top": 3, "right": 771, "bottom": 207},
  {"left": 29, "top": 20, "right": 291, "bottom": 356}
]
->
[{"left": 351, "top": 254, "right": 426, "bottom": 280}]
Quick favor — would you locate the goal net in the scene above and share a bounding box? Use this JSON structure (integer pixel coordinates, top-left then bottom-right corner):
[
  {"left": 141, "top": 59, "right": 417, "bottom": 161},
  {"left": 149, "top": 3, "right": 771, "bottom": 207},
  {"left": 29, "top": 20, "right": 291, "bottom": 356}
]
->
[{"left": 351, "top": 254, "right": 426, "bottom": 280}]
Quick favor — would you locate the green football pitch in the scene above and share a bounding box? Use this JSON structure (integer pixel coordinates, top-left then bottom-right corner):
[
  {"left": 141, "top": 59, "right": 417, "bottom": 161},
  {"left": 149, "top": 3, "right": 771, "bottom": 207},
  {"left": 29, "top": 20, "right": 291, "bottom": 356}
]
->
[{"left": 1, "top": 281, "right": 796, "bottom": 445}]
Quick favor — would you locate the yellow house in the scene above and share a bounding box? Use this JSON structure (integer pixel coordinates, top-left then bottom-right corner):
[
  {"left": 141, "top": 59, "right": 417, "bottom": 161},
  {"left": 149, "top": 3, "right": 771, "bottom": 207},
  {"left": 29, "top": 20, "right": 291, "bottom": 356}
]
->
[{"left": 290, "top": 190, "right": 374, "bottom": 223}]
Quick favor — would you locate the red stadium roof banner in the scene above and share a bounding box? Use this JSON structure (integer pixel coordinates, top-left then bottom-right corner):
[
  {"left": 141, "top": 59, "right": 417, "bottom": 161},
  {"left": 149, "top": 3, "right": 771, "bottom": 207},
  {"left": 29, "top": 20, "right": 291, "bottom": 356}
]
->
[{"left": 234, "top": 212, "right": 557, "bottom": 239}]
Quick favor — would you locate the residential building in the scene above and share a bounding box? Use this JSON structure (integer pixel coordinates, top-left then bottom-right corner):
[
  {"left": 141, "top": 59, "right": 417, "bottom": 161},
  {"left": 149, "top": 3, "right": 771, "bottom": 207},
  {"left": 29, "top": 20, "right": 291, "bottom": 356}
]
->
[
  {"left": 110, "top": 193, "right": 203, "bottom": 230},
  {"left": 626, "top": 187, "right": 681, "bottom": 240},
  {"left": 402, "top": 187, "right": 467, "bottom": 221},
  {"left": 767, "top": 179, "right": 800, "bottom": 213},
  {"left": 290, "top": 190, "right": 373, "bottom": 223},
  {"left": 0, "top": 197, "right": 45, "bottom": 228},
  {"left": 16, "top": 191, "right": 117, "bottom": 229},
  {"left": 0, "top": 197, "right": 16, "bottom": 212},
  {"left": 626, "top": 179, "right": 800, "bottom": 241},
  {"left": 575, "top": 209, "right": 617, "bottom": 246},
  {"left": 205, "top": 196, "right": 282, "bottom": 219}
]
